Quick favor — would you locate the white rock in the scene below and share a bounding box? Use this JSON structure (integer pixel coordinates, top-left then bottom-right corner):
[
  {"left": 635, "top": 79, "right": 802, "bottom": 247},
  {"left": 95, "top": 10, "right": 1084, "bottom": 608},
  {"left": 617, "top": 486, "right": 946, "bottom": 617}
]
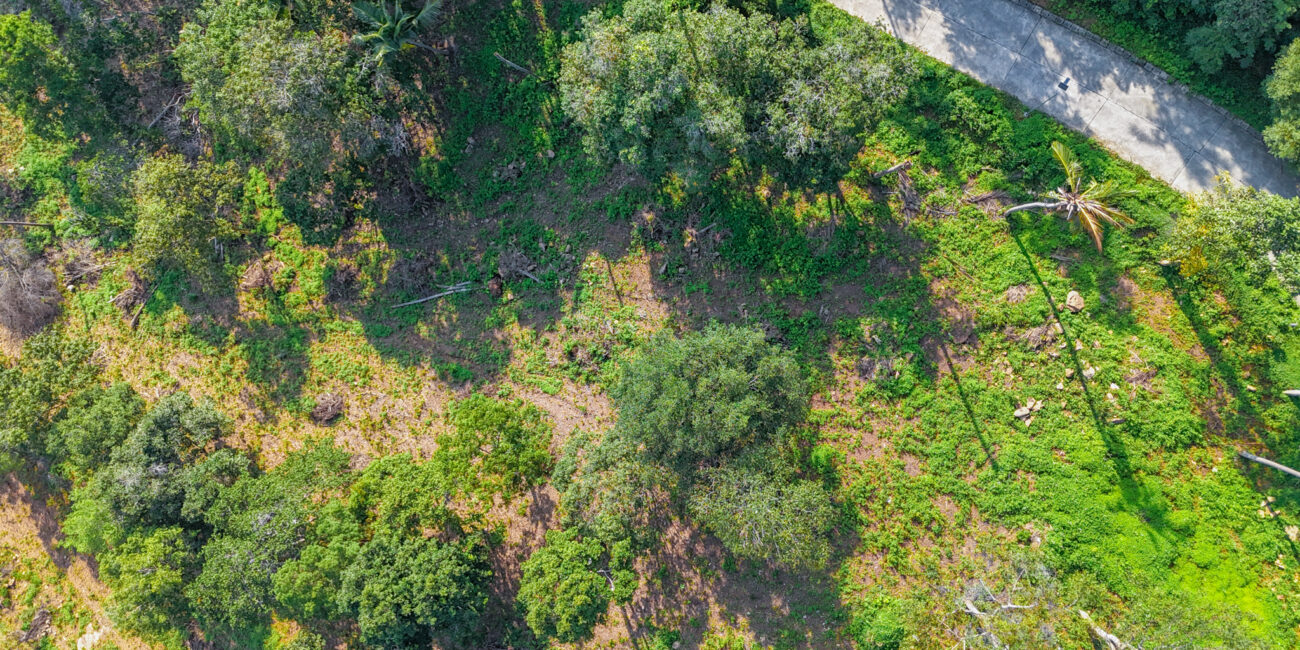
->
[{"left": 1065, "top": 291, "right": 1085, "bottom": 313}]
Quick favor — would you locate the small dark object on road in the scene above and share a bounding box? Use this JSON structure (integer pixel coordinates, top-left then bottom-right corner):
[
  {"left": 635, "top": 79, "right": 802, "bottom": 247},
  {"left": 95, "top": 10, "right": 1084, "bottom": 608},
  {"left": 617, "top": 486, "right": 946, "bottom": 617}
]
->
[{"left": 1058, "top": 77, "right": 1070, "bottom": 91}]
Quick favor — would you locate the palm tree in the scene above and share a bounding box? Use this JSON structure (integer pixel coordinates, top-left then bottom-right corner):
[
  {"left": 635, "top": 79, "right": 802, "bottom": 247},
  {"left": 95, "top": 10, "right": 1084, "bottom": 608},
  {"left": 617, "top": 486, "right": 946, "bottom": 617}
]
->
[
  {"left": 1004, "top": 141, "right": 1134, "bottom": 252},
  {"left": 1002, "top": 142, "right": 1132, "bottom": 427},
  {"left": 352, "top": 0, "right": 444, "bottom": 66}
]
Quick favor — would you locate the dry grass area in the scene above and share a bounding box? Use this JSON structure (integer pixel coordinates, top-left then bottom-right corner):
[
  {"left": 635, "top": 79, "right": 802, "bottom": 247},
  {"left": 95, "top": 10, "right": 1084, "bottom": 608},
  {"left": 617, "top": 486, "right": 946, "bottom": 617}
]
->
[{"left": 0, "top": 476, "right": 147, "bottom": 649}]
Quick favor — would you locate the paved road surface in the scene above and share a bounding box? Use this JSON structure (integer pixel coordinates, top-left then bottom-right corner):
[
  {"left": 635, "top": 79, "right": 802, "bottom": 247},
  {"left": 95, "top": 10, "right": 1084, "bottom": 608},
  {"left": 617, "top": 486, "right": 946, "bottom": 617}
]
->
[{"left": 836, "top": 0, "right": 1300, "bottom": 197}]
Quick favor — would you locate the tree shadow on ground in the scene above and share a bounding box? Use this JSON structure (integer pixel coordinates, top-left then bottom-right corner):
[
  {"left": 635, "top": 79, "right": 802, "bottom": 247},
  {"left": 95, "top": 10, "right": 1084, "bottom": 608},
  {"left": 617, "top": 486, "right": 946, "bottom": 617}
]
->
[{"left": 620, "top": 520, "right": 856, "bottom": 650}]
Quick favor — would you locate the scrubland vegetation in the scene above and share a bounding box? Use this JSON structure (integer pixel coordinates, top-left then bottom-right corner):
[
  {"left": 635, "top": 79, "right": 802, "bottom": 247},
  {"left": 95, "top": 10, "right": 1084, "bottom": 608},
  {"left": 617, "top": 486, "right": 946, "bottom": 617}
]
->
[{"left": 4, "top": 0, "right": 1300, "bottom": 648}]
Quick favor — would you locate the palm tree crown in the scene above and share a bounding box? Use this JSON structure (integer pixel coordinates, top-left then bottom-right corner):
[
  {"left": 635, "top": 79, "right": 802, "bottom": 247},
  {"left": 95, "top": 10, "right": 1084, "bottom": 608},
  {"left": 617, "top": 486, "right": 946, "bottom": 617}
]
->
[
  {"left": 352, "top": 0, "right": 442, "bottom": 65},
  {"left": 1005, "top": 141, "right": 1134, "bottom": 252}
]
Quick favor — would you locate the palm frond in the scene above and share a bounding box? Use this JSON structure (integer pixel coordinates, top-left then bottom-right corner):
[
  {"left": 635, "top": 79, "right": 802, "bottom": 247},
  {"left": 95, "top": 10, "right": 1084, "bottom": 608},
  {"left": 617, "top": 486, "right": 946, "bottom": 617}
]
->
[
  {"left": 411, "top": 0, "right": 442, "bottom": 29},
  {"left": 352, "top": 1, "right": 387, "bottom": 28},
  {"left": 1080, "top": 179, "right": 1134, "bottom": 206},
  {"left": 1051, "top": 140, "right": 1083, "bottom": 193},
  {"left": 1071, "top": 201, "right": 1131, "bottom": 252}
]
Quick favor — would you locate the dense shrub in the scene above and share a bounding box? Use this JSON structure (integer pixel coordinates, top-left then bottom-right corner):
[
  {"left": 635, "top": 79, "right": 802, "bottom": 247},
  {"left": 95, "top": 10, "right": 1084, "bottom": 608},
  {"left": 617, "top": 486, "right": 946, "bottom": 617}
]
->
[
  {"left": 689, "top": 454, "right": 837, "bottom": 569},
  {"left": 439, "top": 394, "right": 554, "bottom": 499},
  {"left": 0, "top": 332, "right": 96, "bottom": 464},
  {"left": 47, "top": 382, "right": 144, "bottom": 476},
  {"left": 187, "top": 441, "right": 351, "bottom": 636},
  {"left": 553, "top": 428, "right": 674, "bottom": 545},
  {"left": 1166, "top": 178, "right": 1300, "bottom": 294},
  {"left": 338, "top": 532, "right": 491, "bottom": 647},
  {"left": 130, "top": 154, "right": 244, "bottom": 280},
  {"left": 0, "top": 12, "right": 82, "bottom": 136},
  {"left": 1266, "top": 38, "right": 1300, "bottom": 162},
  {"left": 176, "top": 0, "right": 363, "bottom": 166}
]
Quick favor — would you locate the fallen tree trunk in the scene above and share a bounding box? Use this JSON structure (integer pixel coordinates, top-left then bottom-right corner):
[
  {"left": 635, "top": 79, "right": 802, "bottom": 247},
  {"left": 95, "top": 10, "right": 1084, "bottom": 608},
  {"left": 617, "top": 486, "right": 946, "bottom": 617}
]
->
[
  {"left": 1238, "top": 450, "right": 1300, "bottom": 480},
  {"left": 0, "top": 221, "right": 55, "bottom": 233}
]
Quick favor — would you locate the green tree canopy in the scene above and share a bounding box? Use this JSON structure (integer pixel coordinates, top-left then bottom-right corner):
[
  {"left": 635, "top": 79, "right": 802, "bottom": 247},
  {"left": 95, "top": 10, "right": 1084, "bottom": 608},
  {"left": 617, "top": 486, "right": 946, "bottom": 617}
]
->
[
  {"left": 271, "top": 500, "right": 362, "bottom": 621},
  {"left": 612, "top": 323, "right": 808, "bottom": 474},
  {"left": 176, "top": 0, "right": 374, "bottom": 165},
  {"left": 130, "top": 154, "right": 243, "bottom": 280},
  {"left": 1167, "top": 177, "right": 1300, "bottom": 294},
  {"left": 0, "top": 332, "right": 96, "bottom": 465},
  {"left": 47, "top": 382, "right": 144, "bottom": 476},
  {"left": 77, "top": 391, "right": 231, "bottom": 530},
  {"left": 100, "top": 527, "right": 199, "bottom": 641},
  {"left": 186, "top": 441, "right": 352, "bottom": 635},
  {"left": 0, "top": 12, "right": 81, "bottom": 136},
  {"left": 688, "top": 455, "right": 837, "bottom": 570},
  {"left": 337, "top": 532, "right": 491, "bottom": 647},
  {"left": 1266, "top": 37, "right": 1300, "bottom": 162},
  {"left": 1184, "top": 0, "right": 1295, "bottom": 73},
  {"left": 553, "top": 428, "right": 673, "bottom": 545},
  {"left": 437, "top": 394, "right": 553, "bottom": 500},
  {"left": 517, "top": 528, "right": 623, "bottom": 644},
  {"left": 558, "top": 0, "right": 915, "bottom": 187}
]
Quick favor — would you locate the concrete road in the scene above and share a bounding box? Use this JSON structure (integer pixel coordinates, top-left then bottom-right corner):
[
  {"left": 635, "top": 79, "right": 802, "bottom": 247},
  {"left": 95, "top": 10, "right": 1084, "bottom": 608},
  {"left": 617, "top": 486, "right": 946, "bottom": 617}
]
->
[{"left": 836, "top": 0, "right": 1300, "bottom": 197}]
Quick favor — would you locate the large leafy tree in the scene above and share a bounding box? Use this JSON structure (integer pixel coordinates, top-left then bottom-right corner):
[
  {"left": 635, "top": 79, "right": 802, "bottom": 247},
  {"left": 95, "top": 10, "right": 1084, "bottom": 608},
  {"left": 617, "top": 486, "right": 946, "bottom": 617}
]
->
[
  {"left": 437, "top": 394, "right": 553, "bottom": 500},
  {"left": 612, "top": 323, "right": 808, "bottom": 474},
  {"left": 517, "top": 528, "right": 635, "bottom": 644},
  {"left": 1266, "top": 38, "right": 1300, "bottom": 162},
  {"left": 559, "top": 0, "right": 915, "bottom": 186},
  {"left": 271, "top": 500, "right": 362, "bottom": 621},
  {"left": 130, "top": 154, "right": 243, "bottom": 280},
  {"left": 0, "top": 332, "right": 96, "bottom": 466},
  {"left": 175, "top": 0, "right": 369, "bottom": 165},
  {"left": 1167, "top": 177, "right": 1300, "bottom": 294},
  {"left": 99, "top": 527, "right": 199, "bottom": 641},
  {"left": 337, "top": 532, "right": 491, "bottom": 647},
  {"left": 186, "top": 442, "right": 352, "bottom": 636},
  {"left": 0, "top": 12, "right": 81, "bottom": 136},
  {"left": 98, "top": 392, "right": 229, "bottom": 526},
  {"left": 1183, "top": 0, "right": 1296, "bottom": 73},
  {"left": 47, "top": 382, "right": 144, "bottom": 476},
  {"left": 552, "top": 428, "right": 673, "bottom": 545}
]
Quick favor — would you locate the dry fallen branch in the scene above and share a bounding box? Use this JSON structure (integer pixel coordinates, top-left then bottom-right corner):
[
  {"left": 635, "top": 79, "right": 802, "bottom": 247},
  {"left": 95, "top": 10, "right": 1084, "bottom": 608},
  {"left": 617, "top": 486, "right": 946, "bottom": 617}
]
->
[
  {"left": 0, "top": 221, "right": 55, "bottom": 233},
  {"left": 1079, "top": 610, "right": 1130, "bottom": 649},
  {"left": 393, "top": 281, "right": 474, "bottom": 308},
  {"left": 873, "top": 160, "right": 913, "bottom": 178},
  {"left": 494, "top": 52, "right": 535, "bottom": 76}
]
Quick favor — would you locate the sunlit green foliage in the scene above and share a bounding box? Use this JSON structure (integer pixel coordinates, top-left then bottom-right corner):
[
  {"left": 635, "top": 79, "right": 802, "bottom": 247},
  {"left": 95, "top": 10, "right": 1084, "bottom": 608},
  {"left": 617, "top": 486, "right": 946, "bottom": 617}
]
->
[
  {"left": 176, "top": 0, "right": 370, "bottom": 166},
  {"left": 517, "top": 527, "right": 630, "bottom": 643},
  {"left": 338, "top": 531, "right": 491, "bottom": 646},
  {"left": 1167, "top": 178, "right": 1300, "bottom": 292},
  {"left": 689, "top": 454, "right": 837, "bottom": 569},
  {"left": 1266, "top": 38, "right": 1300, "bottom": 161},
  {"left": 47, "top": 382, "right": 144, "bottom": 477},
  {"left": 100, "top": 527, "right": 198, "bottom": 640},
  {"left": 130, "top": 154, "right": 243, "bottom": 279},
  {"left": 439, "top": 393, "right": 553, "bottom": 499},
  {"left": 0, "top": 332, "right": 96, "bottom": 464},
  {"left": 187, "top": 442, "right": 351, "bottom": 636},
  {"left": 0, "top": 12, "right": 81, "bottom": 136}
]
